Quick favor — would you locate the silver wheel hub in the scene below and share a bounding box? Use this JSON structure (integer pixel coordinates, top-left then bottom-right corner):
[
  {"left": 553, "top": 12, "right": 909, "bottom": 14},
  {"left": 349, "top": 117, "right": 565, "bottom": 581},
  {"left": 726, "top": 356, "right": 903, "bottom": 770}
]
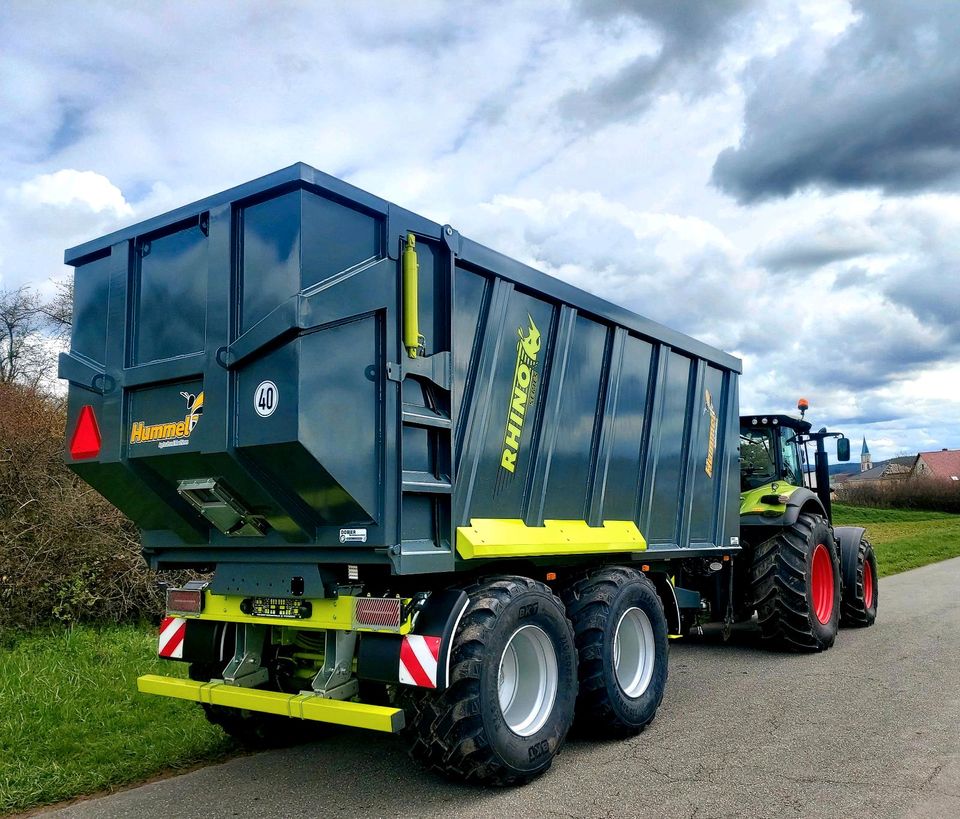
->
[
  {"left": 613, "top": 606, "right": 656, "bottom": 698},
  {"left": 497, "top": 624, "right": 558, "bottom": 737}
]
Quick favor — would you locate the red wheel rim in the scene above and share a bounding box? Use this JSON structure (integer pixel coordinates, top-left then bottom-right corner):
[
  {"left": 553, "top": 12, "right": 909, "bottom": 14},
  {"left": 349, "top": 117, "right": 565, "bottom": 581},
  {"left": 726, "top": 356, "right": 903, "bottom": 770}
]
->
[
  {"left": 863, "top": 558, "right": 874, "bottom": 610},
  {"left": 811, "top": 543, "right": 835, "bottom": 624}
]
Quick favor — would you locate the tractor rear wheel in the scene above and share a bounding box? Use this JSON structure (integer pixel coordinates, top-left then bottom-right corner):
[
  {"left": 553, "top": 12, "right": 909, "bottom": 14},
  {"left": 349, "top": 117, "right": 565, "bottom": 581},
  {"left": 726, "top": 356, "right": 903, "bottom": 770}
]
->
[
  {"left": 398, "top": 576, "right": 578, "bottom": 785},
  {"left": 562, "top": 567, "right": 668, "bottom": 737},
  {"left": 841, "top": 536, "right": 878, "bottom": 627},
  {"left": 749, "top": 513, "right": 841, "bottom": 651}
]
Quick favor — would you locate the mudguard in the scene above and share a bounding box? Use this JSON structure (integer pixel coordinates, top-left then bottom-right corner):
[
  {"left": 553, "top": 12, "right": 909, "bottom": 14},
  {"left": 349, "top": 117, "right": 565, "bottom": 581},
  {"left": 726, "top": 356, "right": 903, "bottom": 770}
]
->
[{"left": 834, "top": 525, "right": 867, "bottom": 586}]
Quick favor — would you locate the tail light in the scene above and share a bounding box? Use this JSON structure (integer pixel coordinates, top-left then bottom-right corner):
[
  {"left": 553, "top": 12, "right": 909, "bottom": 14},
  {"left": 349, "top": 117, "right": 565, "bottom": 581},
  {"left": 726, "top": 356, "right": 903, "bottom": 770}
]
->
[
  {"left": 354, "top": 598, "right": 403, "bottom": 629},
  {"left": 166, "top": 581, "right": 207, "bottom": 614}
]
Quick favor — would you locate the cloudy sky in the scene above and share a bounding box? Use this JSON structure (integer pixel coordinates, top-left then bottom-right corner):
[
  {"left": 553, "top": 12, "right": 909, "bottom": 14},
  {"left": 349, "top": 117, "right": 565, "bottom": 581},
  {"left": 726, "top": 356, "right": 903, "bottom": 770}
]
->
[{"left": 2, "top": 0, "right": 958, "bottom": 461}]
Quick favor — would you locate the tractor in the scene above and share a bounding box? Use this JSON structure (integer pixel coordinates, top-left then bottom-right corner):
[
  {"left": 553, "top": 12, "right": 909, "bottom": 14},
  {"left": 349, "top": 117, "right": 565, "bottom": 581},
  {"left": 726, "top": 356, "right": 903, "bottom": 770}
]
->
[{"left": 733, "top": 399, "right": 878, "bottom": 650}]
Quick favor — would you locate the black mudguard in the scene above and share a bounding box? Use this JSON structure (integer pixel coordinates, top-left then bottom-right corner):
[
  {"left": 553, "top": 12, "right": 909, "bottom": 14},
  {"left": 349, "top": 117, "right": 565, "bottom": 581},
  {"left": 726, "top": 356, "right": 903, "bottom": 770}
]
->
[{"left": 834, "top": 525, "right": 867, "bottom": 587}]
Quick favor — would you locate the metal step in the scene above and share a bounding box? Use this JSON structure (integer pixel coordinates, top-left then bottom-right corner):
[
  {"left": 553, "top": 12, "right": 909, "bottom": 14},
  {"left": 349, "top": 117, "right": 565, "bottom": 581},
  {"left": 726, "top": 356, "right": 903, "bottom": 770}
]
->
[
  {"left": 401, "top": 403, "right": 452, "bottom": 429},
  {"left": 401, "top": 470, "right": 452, "bottom": 494}
]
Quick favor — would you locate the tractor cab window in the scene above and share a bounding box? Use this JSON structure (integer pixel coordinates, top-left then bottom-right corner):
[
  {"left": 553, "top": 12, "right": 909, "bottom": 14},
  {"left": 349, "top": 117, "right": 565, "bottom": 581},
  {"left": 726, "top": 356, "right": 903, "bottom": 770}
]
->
[
  {"left": 780, "top": 428, "right": 802, "bottom": 486},
  {"left": 740, "top": 426, "right": 777, "bottom": 490}
]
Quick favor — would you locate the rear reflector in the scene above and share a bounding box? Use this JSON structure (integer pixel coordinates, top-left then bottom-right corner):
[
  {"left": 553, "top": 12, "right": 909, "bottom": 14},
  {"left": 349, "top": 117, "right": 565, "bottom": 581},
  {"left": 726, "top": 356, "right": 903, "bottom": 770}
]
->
[
  {"left": 355, "top": 598, "right": 403, "bottom": 629},
  {"left": 166, "top": 588, "right": 204, "bottom": 614},
  {"left": 69, "top": 405, "right": 101, "bottom": 460}
]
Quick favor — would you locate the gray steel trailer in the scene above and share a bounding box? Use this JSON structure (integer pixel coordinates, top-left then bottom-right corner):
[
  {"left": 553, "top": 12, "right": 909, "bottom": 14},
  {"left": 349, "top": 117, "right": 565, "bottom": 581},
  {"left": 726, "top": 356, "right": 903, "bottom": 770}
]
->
[{"left": 61, "top": 163, "right": 743, "bottom": 784}]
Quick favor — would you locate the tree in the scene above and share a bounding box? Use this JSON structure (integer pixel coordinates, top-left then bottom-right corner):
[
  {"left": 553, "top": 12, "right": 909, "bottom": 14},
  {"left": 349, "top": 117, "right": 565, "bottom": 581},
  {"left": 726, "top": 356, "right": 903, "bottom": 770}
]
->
[
  {"left": 0, "top": 287, "right": 46, "bottom": 388},
  {"left": 0, "top": 280, "right": 74, "bottom": 390}
]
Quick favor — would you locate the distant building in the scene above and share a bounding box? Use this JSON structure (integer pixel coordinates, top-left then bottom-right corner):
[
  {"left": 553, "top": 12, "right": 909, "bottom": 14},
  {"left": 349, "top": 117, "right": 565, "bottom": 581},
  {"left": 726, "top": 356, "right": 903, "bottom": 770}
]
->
[
  {"left": 913, "top": 449, "right": 960, "bottom": 482},
  {"left": 860, "top": 437, "right": 872, "bottom": 472},
  {"left": 843, "top": 455, "right": 918, "bottom": 488}
]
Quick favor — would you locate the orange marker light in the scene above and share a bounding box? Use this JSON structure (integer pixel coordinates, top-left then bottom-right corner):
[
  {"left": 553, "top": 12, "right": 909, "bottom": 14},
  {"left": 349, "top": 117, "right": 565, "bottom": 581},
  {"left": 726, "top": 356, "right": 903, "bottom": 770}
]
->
[
  {"left": 545, "top": 572, "right": 557, "bottom": 581},
  {"left": 641, "top": 564, "right": 650, "bottom": 572}
]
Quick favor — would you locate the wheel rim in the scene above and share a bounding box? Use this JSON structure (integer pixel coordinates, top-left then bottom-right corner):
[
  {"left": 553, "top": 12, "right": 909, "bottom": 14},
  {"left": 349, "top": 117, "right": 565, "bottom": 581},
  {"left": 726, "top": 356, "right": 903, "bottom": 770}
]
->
[
  {"left": 613, "top": 607, "right": 656, "bottom": 699},
  {"left": 863, "top": 557, "right": 874, "bottom": 610},
  {"left": 498, "top": 624, "right": 558, "bottom": 737},
  {"left": 811, "top": 543, "right": 835, "bottom": 624}
]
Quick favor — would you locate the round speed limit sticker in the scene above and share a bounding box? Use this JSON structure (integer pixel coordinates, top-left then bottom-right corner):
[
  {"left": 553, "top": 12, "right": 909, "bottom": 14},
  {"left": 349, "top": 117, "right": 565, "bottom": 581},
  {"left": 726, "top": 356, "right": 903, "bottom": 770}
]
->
[{"left": 254, "top": 380, "right": 278, "bottom": 418}]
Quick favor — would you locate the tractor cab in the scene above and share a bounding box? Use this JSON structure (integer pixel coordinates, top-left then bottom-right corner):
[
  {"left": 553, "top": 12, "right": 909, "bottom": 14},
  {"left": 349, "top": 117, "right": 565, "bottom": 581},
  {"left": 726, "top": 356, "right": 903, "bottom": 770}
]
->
[
  {"left": 740, "top": 414, "right": 811, "bottom": 492},
  {"left": 739, "top": 399, "right": 851, "bottom": 523}
]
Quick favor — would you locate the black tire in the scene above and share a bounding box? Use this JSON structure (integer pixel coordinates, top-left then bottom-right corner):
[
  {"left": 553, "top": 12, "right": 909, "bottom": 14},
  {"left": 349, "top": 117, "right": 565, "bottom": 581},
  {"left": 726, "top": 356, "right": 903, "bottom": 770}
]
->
[
  {"left": 749, "top": 512, "right": 841, "bottom": 652},
  {"left": 841, "top": 537, "right": 878, "bottom": 627},
  {"left": 398, "top": 576, "right": 578, "bottom": 786},
  {"left": 562, "top": 567, "right": 668, "bottom": 737},
  {"left": 188, "top": 662, "right": 316, "bottom": 747}
]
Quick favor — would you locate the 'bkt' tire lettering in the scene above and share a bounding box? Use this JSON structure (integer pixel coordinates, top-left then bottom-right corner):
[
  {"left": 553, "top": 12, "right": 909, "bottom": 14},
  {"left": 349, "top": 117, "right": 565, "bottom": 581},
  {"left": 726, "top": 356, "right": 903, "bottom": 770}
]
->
[
  {"left": 528, "top": 739, "right": 550, "bottom": 762},
  {"left": 518, "top": 602, "right": 539, "bottom": 619}
]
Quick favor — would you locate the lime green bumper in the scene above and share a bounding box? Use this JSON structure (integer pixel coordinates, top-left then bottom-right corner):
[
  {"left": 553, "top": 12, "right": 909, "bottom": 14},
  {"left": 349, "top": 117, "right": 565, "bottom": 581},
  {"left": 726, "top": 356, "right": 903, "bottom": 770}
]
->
[{"left": 137, "top": 674, "right": 405, "bottom": 733}]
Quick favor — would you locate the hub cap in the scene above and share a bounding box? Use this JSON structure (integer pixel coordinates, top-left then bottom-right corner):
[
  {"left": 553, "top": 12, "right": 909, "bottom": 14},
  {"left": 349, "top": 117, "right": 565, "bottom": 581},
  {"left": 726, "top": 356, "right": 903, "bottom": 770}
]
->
[
  {"left": 811, "top": 543, "right": 835, "bottom": 624},
  {"left": 613, "top": 607, "right": 656, "bottom": 699},
  {"left": 498, "top": 625, "right": 558, "bottom": 737},
  {"left": 864, "top": 557, "right": 875, "bottom": 609}
]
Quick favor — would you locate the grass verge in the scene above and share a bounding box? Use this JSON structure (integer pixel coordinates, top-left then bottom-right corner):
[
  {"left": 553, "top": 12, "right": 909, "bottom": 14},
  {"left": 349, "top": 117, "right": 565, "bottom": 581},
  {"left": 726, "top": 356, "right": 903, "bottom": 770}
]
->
[
  {"left": 0, "top": 623, "right": 235, "bottom": 815},
  {"left": 833, "top": 503, "right": 960, "bottom": 576}
]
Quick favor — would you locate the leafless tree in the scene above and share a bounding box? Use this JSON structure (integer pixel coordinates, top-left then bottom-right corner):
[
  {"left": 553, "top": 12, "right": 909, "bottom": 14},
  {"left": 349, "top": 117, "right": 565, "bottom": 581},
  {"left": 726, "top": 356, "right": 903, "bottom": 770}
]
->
[
  {"left": 40, "top": 278, "right": 74, "bottom": 342},
  {"left": 0, "top": 287, "right": 47, "bottom": 388}
]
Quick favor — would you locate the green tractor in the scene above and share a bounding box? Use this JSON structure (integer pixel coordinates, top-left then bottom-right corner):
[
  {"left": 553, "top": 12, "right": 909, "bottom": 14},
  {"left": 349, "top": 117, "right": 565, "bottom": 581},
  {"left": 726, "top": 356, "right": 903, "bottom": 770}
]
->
[{"left": 735, "top": 399, "right": 878, "bottom": 650}]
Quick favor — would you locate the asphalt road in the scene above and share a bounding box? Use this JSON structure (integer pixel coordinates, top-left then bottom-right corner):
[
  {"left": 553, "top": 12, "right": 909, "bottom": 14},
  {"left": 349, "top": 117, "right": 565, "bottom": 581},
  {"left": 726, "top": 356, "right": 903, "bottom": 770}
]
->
[{"left": 45, "top": 558, "right": 960, "bottom": 819}]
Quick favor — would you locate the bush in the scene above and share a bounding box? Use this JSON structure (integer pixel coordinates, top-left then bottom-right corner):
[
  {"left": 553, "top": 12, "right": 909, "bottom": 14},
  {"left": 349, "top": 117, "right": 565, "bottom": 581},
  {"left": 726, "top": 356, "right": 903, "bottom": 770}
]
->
[
  {"left": 837, "top": 476, "right": 960, "bottom": 514},
  {"left": 0, "top": 383, "right": 171, "bottom": 634}
]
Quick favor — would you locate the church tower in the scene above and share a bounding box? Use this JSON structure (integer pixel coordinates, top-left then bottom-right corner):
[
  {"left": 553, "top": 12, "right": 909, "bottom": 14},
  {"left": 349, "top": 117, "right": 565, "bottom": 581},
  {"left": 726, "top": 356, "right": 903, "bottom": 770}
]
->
[{"left": 861, "top": 437, "right": 872, "bottom": 472}]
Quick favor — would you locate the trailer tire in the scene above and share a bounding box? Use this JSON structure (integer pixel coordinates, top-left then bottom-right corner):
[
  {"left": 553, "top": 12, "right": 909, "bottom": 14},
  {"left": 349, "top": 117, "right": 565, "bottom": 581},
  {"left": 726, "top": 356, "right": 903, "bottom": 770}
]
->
[
  {"left": 562, "top": 567, "right": 668, "bottom": 737},
  {"left": 749, "top": 512, "right": 840, "bottom": 652},
  {"left": 188, "top": 662, "right": 314, "bottom": 747},
  {"left": 840, "top": 537, "right": 878, "bottom": 627},
  {"left": 398, "top": 576, "right": 577, "bottom": 786}
]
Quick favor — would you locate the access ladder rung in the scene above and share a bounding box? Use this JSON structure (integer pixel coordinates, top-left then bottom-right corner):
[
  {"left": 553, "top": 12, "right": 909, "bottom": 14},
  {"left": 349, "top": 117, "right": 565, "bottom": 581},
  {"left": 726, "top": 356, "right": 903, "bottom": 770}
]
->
[
  {"left": 401, "top": 403, "right": 452, "bottom": 429},
  {"left": 402, "top": 470, "right": 452, "bottom": 494}
]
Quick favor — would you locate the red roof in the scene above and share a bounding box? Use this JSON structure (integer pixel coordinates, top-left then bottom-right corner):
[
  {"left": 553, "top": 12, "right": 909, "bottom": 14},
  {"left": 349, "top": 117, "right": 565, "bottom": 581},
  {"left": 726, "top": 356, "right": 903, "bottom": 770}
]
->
[{"left": 917, "top": 449, "right": 960, "bottom": 480}]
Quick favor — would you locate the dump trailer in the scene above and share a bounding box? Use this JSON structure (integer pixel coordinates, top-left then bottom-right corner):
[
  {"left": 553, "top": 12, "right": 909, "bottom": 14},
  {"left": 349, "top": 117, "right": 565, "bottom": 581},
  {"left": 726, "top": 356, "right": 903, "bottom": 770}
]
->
[{"left": 63, "top": 163, "right": 775, "bottom": 784}]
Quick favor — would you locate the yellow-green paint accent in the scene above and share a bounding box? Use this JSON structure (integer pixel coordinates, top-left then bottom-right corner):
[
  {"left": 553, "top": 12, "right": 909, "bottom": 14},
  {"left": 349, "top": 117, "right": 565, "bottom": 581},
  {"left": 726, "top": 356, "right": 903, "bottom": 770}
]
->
[
  {"left": 402, "top": 233, "right": 422, "bottom": 358},
  {"left": 177, "top": 592, "right": 412, "bottom": 634},
  {"left": 739, "top": 482, "right": 802, "bottom": 516},
  {"left": 137, "top": 675, "right": 404, "bottom": 733},
  {"left": 456, "top": 519, "right": 647, "bottom": 560}
]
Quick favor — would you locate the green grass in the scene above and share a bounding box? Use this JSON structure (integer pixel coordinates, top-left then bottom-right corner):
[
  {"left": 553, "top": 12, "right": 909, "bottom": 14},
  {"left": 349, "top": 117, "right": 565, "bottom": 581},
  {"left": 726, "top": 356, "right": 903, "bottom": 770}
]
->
[
  {"left": 833, "top": 503, "right": 960, "bottom": 576},
  {"left": 0, "top": 623, "right": 235, "bottom": 815}
]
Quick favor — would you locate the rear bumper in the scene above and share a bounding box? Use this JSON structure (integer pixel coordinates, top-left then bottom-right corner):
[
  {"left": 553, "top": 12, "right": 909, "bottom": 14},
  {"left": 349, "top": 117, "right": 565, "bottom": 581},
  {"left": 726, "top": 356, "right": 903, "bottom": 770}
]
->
[{"left": 137, "top": 674, "right": 405, "bottom": 733}]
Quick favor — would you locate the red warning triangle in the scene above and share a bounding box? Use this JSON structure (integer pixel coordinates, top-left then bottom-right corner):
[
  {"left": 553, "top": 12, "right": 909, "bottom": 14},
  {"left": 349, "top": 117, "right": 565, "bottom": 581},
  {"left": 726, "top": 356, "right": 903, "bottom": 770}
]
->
[{"left": 70, "top": 405, "right": 102, "bottom": 460}]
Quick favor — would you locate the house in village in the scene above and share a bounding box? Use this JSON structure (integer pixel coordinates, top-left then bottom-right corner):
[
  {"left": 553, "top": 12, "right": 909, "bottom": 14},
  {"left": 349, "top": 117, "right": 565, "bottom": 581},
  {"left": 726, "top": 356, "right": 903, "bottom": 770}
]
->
[{"left": 833, "top": 438, "right": 960, "bottom": 494}]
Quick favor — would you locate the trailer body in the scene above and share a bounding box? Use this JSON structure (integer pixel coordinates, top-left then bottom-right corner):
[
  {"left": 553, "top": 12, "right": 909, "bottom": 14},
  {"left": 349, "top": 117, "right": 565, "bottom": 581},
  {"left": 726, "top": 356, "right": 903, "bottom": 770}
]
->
[{"left": 62, "top": 163, "right": 741, "bottom": 588}]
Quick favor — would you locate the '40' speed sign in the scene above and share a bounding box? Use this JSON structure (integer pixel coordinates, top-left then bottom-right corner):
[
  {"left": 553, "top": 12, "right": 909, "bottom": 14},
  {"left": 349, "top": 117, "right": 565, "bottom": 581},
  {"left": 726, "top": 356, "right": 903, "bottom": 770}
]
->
[{"left": 254, "top": 381, "right": 278, "bottom": 417}]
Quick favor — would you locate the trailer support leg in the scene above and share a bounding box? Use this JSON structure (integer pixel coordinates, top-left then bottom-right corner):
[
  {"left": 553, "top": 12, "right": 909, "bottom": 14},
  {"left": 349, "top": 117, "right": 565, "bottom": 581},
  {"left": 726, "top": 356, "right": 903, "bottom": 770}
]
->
[
  {"left": 312, "top": 630, "right": 359, "bottom": 700},
  {"left": 223, "top": 624, "right": 269, "bottom": 688}
]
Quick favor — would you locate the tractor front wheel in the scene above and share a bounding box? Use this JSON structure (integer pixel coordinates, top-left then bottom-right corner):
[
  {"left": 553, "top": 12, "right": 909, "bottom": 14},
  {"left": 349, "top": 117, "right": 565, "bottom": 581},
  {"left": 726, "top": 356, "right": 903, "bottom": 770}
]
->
[
  {"left": 841, "top": 535, "right": 879, "bottom": 627},
  {"left": 749, "top": 513, "right": 841, "bottom": 651}
]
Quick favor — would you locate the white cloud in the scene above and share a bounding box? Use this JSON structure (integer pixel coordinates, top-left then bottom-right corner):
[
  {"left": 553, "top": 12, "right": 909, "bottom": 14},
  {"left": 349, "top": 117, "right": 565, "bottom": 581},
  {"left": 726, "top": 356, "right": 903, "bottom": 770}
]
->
[{"left": 11, "top": 170, "right": 132, "bottom": 218}]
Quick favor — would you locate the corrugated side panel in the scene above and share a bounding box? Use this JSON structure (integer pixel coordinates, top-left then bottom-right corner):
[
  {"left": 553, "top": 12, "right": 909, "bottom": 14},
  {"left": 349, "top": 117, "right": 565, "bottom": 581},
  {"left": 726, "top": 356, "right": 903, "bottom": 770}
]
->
[{"left": 452, "top": 263, "right": 739, "bottom": 555}]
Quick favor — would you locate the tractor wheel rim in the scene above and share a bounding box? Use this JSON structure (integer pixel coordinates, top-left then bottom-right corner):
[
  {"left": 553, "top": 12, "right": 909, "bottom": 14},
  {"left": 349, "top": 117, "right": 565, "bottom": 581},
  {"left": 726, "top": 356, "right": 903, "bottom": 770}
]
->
[
  {"left": 497, "top": 624, "right": 558, "bottom": 737},
  {"left": 811, "top": 543, "right": 835, "bottom": 624},
  {"left": 613, "top": 606, "right": 656, "bottom": 699},
  {"left": 863, "top": 558, "right": 874, "bottom": 609}
]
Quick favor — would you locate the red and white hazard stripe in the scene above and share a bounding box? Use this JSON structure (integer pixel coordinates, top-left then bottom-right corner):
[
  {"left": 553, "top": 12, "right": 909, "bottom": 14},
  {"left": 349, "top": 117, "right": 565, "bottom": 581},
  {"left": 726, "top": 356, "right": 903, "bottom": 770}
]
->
[
  {"left": 398, "top": 634, "right": 441, "bottom": 688},
  {"left": 158, "top": 616, "right": 187, "bottom": 659}
]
